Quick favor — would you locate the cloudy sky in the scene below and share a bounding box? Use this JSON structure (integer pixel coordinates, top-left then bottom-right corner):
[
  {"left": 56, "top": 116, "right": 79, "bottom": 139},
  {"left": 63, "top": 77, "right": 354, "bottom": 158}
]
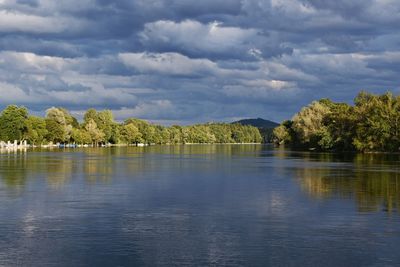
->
[{"left": 0, "top": 0, "right": 399, "bottom": 124}]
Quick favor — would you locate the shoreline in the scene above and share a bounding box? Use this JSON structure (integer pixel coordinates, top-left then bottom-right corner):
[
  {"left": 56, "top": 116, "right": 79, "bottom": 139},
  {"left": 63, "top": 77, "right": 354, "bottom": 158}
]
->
[{"left": 0, "top": 142, "right": 265, "bottom": 152}]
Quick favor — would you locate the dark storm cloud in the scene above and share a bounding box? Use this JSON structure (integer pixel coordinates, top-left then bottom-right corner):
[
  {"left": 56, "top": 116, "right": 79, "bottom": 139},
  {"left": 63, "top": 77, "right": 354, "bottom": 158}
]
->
[
  {"left": 0, "top": 0, "right": 400, "bottom": 123},
  {"left": 16, "top": 0, "right": 38, "bottom": 7},
  {"left": 138, "top": 20, "right": 293, "bottom": 60}
]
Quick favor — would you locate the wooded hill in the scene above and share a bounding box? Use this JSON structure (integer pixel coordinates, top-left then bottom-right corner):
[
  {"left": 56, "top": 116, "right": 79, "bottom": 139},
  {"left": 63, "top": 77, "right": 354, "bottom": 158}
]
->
[{"left": 234, "top": 118, "right": 279, "bottom": 143}]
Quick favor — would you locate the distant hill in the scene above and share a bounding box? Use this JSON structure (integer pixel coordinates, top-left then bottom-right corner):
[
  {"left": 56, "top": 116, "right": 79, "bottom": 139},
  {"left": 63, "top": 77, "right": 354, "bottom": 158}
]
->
[
  {"left": 233, "top": 118, "right": 279, "bottom": 143},
  {"left": 233, "top": 118, "right": 279, "bottom": 129}
]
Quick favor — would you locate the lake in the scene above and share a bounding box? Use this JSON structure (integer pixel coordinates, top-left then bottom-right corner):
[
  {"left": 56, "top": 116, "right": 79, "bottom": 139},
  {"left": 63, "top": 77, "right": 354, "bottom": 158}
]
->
[{"left": 0, "top": 145, "right": 399, "bottom": 266}]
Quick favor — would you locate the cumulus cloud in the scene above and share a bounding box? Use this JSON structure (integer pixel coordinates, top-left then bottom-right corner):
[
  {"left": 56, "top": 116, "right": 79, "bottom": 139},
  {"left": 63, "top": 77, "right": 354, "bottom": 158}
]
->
[
  {"left": 0, "top": 10, "right": 63, "bottom": 33},
  {"left": 0, "top": 51, "right": 69, "bottom": 73},
  {"left": 118, "top": 52, "right": 218, "bottom": 76},
  {"left": 139, "top": 20, "right": 289, "bottom": 59},
  {"left": 0, "top": 0, "right": 399, "bottom": 123},
  {"left": 0, "top": 8, "right": 89, "bottom": 35},
  {"left": 222, "top": 79, "right": 299, "bottom": 103},
  {"left": 0, "top": 51, "right": 138, "bottom": 109}
]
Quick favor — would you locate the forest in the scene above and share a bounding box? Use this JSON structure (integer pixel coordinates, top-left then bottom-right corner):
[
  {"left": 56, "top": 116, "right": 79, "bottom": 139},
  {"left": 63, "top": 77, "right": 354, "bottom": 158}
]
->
[
  {"left": 0, "top": 106, "right": 262, "bottom": 146},
  {"left": 273, "top": 91, "right": 400, "bottom": 152}
]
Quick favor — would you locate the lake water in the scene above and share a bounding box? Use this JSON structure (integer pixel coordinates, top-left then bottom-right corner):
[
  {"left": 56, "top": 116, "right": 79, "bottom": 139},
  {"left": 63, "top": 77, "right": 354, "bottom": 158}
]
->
[{"left": 0, "top": 145, "right": 399, "bottom": 266}]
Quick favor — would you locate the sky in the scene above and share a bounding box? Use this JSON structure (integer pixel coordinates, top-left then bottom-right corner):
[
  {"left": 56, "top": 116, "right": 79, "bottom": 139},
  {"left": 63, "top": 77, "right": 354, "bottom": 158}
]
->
[{"left": 0, "top": 0, "right": 399, "bottom": 124}]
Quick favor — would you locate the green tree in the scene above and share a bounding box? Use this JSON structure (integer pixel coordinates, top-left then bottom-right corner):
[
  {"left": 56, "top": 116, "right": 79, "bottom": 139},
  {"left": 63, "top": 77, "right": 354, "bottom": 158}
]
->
[
  {"left": 109, "top": 123, "right": 121, "bottom": 144},
  {"left": 25, "top": 116, "right": 48, "bottom": 145},
  {"left": 160, "top": 127, "right": 171, "bottom": 144},
  {"left": 209, "top": 123, "right": 234, "bottom": 143},
  {"left": 71, "top": 128, "right": 91, "bottom": 145},
  {"left": 59, "top": 107, "right": 79, "bottom": 128},
  {"left": 97, "top": 110, "right": 114, "bottom": 143},
  {"left": 291, "top": 100, "right": 332, "bottom": 148},
  {"left": 121, "top": 123, "right": 143, "bottom": 144},
  {"left": 185, "top": 125, "right": 216, "bottom": 143},
  {"left": 323, "top": 102, "right": 356, "bottom": 151},
  {"left": 45, "top": 107, "right": 72, "bottom": 143},
  {"left": 273, "top": 124, "right": 290, "bottom": 145},
  {"left": 353, "top": 91, "right": 400, "bottom": 152},
  {"left": 85, "top": 119, "right": 105, "bottom": 146},
  {"left": 83, "top": 108, "right": 98, "bottom": 124},
  {"left": 0, "top": 105, "right": 28, "bottom": 142},
  {"left": 169, "top": 126, "right": 183, "bottom": 144}
]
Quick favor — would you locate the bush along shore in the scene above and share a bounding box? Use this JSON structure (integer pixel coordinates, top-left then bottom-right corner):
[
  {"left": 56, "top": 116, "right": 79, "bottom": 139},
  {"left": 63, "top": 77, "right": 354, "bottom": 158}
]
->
[
  {"left": 0, "top": 106, "right": 262, "bottom": 148},
  {"left": 273, "top": 91, "right": 400, "bottom": 153}
]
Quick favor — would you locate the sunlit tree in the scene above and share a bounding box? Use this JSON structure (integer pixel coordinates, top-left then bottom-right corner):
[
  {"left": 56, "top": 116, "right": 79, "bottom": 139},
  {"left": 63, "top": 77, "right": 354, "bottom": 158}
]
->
[{"left": 0, "top": 105, "right": 28, "bottom": 142}]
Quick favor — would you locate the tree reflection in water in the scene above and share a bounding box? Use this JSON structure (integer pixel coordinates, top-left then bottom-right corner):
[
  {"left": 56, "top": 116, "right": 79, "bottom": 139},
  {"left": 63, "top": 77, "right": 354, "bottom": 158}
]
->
[
  {"left": 2, "top": 146, "right": 398, "bottom": 214},
  {"left": 293, "top": 152, "right": 400, "bottom": 213},
  {"left": 0, "top": 145, "right": 263, "bottom": 189}
]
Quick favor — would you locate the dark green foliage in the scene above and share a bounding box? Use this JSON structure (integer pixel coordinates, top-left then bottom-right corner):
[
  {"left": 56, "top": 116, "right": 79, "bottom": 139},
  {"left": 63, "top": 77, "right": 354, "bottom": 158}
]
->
[
  {"left": 324, "top": 102, "right": 356, "bottom": 151},
  {"left": 233, "top": 118, "right": 279, "bottom": 128},
  {"left": 0, "top": 105, "right": 28, "bottom": 141},
  {"left": 25, "top": 116, "right": 48, "bottom": 145},
  {"left": 273, "top": 91, "right": 400, "bottom": 152},
  {"left": 109, "top": 123, "right": 121, "bottom": 144},
  {"left": 233, "top": 118, "right": 279, "bottom": 142}
]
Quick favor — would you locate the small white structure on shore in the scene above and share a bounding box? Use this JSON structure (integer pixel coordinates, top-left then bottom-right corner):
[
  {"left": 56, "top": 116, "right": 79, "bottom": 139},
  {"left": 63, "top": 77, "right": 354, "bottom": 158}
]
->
[{"left": 0, "top": 140, "right": 30, "bottom": 150}]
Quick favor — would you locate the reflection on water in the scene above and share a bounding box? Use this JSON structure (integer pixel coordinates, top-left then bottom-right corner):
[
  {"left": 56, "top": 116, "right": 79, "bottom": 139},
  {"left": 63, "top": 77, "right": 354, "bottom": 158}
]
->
[
  {"left": 286, "top": 151, "right": 400, "bottom": 213},
  {"left": 1, "top": 146, "right": 399, "bottom": 212},
  {"left": 1, "top": 145, "right": 400, "bottom": 266},
  {"left": 0, "top": 145, "right": 263, "bottom": 189}
]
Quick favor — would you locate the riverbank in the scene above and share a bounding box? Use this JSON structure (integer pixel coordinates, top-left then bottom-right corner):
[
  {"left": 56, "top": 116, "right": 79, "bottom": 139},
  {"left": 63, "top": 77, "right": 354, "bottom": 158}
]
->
[{"left": 0, "top": 142, "right": 264, "bottom": 153}]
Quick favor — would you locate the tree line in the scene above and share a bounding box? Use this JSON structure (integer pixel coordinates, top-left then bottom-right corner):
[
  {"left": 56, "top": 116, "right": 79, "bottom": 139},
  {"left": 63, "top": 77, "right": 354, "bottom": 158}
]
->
[
  {"left": 273, "top": 91, "right": 400, "bottom": 152},
  {"left": 0, "top": 106, "right": 262, "bottom": 146}
]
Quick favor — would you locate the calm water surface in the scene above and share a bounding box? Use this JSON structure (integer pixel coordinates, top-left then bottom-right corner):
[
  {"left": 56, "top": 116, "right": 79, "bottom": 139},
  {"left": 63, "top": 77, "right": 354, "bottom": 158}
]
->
[{"left": 0, "top": 145, "right": 399, "bottom": 266}]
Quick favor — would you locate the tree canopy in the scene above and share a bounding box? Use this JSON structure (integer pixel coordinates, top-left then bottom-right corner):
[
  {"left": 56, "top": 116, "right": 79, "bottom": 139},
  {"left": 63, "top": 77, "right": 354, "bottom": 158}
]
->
[
  {"left": 273, "top": 91, "right": 400, "bottom": 152},
  {"left": 0, "top": 106, "right": 262, "bottom": 146},
  {"left": 0, "top": 105, "right": 28, "bottom": 142}
]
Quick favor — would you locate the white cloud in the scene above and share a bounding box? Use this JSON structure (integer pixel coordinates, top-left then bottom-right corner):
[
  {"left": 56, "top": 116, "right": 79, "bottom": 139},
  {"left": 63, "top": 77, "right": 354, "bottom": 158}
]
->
[
  {"left": 222, "top": 79, "right": 298, "bottom": 100},
  {"left": 118, "top": 52, "right": 218, "bottom": 76},
  {"left": 0, "top": 51, "right": 138, "bottom": 108},
  {"left": 0, "top": 51, "right": 69, "bottom": 73},
  {"left": 138, "top": 19, "right": 288, "bottom": 59},
  {"left": 0, "top": 0, "right": 400, "bottom": 123},
  {"left": 140, "top": 20, "right": 258, "bottom": 53},
  {"left": 0, "top": 10, "right": 84, "bottom": 33}
]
